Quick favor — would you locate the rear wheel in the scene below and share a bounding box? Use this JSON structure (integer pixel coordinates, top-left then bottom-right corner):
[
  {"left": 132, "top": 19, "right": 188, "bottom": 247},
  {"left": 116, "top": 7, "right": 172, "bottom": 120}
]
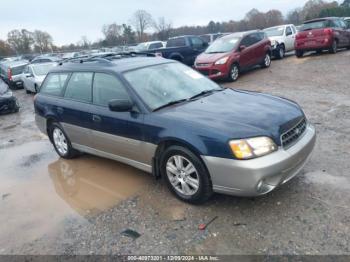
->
[
  {"left": 227, "top": 64, "right": 239, "bottom": 82},
  {"left": 261, "top": 53, "right": 271, "bottom": 68},
  {"left": 329, "top": 40, "right": 337, "bottom": 54},
  {"left": 49, "top": 122, "right": 78, "bottom": 159},
  {"left": 160, "top": 145, "right": 213, "bottom": 204},
  {"left": 295, "top": 50, "right": 304, "bottom": 58},
  {"left": 25, "top": 89, "right": 31, "bottom": 94}
]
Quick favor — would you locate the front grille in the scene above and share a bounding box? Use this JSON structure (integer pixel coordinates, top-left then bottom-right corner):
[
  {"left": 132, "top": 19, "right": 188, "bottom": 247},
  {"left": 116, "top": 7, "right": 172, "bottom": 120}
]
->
[
  {"left": 196, "top": 63, "right": 211, "bottom": 67},
  {"left": 198, "top": 70, "right": 209, "bottom": 76},
  {"left": 281, "top": 118, "right": 307, "bottom": 148}
]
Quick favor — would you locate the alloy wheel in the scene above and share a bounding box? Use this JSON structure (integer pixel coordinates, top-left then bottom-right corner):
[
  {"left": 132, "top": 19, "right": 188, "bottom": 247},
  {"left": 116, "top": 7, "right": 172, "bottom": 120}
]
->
[
  {"left": 230, "top": 65, "right": 239, "bottom": 81},
  {"left": 53, "top": 128, "right": 68, "bottom": 155},
  {"left": 265, "top": 54, "right": 271, "bottom": 67},
  {"left": 166, "top": 155, "right": 200, "bottom": 196}
]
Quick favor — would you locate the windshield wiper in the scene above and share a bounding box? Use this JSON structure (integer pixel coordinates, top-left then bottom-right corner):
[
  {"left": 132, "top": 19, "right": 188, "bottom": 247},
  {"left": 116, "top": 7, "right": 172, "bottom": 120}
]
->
[
  {"left": 189, "top": 89, "right": 223, "bottom": 100},
  {"left": 152, "top": 99, "right": 188, "bottom": 112}
]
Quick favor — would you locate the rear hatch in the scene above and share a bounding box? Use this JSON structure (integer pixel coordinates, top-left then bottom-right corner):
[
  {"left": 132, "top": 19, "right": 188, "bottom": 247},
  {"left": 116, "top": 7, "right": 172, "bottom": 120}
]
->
[{"left": 296, "top": 19, "right": 333, "bottom": 47}]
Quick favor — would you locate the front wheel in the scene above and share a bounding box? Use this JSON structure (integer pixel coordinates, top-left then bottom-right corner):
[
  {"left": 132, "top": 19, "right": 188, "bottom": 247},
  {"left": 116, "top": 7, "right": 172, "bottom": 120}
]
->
[
  {"left": 329, "top": 40, "right": 337, "bottom": 54},
  {"left": 295, "top": 50, "right": 304, "bottom": 58},
  {"left": 160, "top": 145, "right": 213, "bottom": 204},
  {"left": 276, "top": 45, "right": 285, "bottom": 59},
  {"left": 49, "top": 123, "right": 78, "bottom": 159},
  {"left": 228, "top": 64, "right": 239, "bottom": 82},
  {"left": 261, "top": 53, "right": 271, "bottom": 68}
]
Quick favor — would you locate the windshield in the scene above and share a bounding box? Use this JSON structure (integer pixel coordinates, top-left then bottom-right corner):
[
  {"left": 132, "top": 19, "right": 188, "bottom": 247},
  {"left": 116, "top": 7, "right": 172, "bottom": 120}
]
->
[
  {"left": 300, "top": 20, "right": 329, "bottom": 31},
  {"left": 264, "top": 26, "right": 285, "bottom": 37},
  {"left": 33, "top": 64, "right": 56, "bottom": 76},
  {"left": 124, "top": 62, "right": 222, "bottom": 111},
  {"left": 205, "top": 36, "right": 240, "bottom": 54}
]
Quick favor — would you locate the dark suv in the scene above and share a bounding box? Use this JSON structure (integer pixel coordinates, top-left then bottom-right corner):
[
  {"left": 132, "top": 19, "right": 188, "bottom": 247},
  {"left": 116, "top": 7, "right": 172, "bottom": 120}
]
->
[{"left": 34, "top": 55, "right": 316, "bottom": 204}]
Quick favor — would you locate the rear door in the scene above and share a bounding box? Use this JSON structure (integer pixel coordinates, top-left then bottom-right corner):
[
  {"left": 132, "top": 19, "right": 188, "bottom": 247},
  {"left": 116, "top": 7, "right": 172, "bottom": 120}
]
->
[
  {"left": 337, "top": 19, "right": 350, "bottom": 47},
  {"left": 239, "top": 35, "right": 256, "bottom": 68},
  {"left": 59, "top": 72, "right": 95, "bottom": 148},
  {"left": 90, "top": 72, "right": 148, "bottom": 165}
]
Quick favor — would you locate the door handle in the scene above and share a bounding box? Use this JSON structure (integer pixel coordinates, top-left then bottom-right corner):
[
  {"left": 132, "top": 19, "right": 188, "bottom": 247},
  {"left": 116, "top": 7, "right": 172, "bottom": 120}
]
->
[
  {"left": 92, "top": 115, "right": 102, "bottom": 123},
  {"left": 56, "top": 107, "right": 64, "bottom": 114}
]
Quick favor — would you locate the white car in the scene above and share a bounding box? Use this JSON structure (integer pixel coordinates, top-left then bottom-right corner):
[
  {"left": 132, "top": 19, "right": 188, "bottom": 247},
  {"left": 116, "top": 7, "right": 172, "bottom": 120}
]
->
[
  {"left": 135, "top": 41, "right": 165, "bottom": 52},
  {"left": 21, "top": 62, "right": 57, "bottom": 93},
  {"left": 264, "top": 24, "right": 297, "bottom": 59}
]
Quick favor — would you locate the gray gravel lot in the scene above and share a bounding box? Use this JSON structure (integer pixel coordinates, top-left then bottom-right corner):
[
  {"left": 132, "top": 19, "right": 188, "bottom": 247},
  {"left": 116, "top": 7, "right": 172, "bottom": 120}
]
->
[{"left": 0, "top": 50, "right": 349, "bottom": 255}]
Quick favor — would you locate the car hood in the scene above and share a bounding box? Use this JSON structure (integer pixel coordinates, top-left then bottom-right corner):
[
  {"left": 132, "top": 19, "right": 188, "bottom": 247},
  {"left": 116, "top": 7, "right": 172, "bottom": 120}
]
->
[
  {"left": 156, "top": 89, "right": 304, "bottom": 145},
  {"left": 35, "top": 75, "right": 46, "bottom": 84},
  {"left": 0, "top": 80, "right": 9, "bottom": 95},
  {"left": 196, "top": 52, "right": 230, "bottom": 64}
]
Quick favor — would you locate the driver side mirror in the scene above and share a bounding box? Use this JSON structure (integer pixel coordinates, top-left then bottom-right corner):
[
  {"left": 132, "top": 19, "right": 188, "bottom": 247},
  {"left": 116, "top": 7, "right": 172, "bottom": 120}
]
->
[
  {"left": 25, "top": 73, "right": 33, "bottom": 78},
  {"left": 239, "top": 45, "right": 246, "bottom": 51},
  {"left": 108, "top": 99, "right": 134, "bottom": 112}
]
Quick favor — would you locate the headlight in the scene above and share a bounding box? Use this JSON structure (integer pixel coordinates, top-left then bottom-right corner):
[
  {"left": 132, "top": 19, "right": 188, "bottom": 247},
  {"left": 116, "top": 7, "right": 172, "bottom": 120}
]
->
[
  {"left": 229, "top": 137, "right": 277, "bottom": 159},
  {"left": 271, "top": 40, "right": 278, "bottom": 47},
  {"left": 215, "top": 57, "right": 229, "bottom": 65}
]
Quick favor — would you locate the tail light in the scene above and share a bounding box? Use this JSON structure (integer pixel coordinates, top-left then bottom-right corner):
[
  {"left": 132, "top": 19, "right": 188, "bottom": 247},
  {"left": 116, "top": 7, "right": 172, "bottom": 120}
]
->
[
  {"left": 323, "top": 28, "right": 333, "bottom": 35},
  {"left": 7, "top": 68, "right": 12, "bottom": 81}
]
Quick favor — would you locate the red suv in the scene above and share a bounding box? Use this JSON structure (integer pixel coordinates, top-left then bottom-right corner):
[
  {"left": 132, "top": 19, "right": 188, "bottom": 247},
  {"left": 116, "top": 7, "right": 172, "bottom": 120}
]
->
[
  {"left": 295, "top": 17, "right": 350, "bottom": 58},
  {"left": 194, "top": 31, "right": 271, "bottom": 82}
]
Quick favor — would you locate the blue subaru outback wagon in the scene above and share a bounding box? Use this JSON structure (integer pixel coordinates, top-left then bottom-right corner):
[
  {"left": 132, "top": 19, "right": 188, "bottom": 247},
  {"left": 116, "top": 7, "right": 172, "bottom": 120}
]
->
[{"left": 34, "top": 54, "right": 316, "bottom": 204}]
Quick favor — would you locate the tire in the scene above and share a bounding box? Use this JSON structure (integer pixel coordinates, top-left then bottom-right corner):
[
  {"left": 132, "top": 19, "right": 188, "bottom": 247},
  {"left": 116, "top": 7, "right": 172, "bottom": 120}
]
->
[
  {"left": 25, "top": 89, "right": 31, "bottom": 94},
  {"left": 295, "top": 50, "right": 304, "bottom": 58},
  {"left": 48, "top": 122, "right": 79, "bottom": 159},
  {"left": 34, "top": 84, "right": 38, "bottom": 93},
  {"left": 316, "top": 50, "right": 322, "bottom": 54},
  {"left": 276, "top": 45, "right": 285, "bottom": 59},
  {"left": 227, "top": 63, "right": 239, "bottom": 82},
  {"left": 160, "top": 145, "right": 213, "bottom": 204},
  {"left": 261, "top": 53, "right": 271, "bottom": 68},
  {"left": 329, "top": 40, "right": 337, "bottom": 54}
]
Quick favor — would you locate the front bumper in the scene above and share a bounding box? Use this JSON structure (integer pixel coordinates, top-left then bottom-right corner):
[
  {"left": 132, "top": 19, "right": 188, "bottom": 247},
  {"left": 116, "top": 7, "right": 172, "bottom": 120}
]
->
[
  {"left": 195, "top": 64, "right": 230, "bottom": 80},
  {"left": 0, "top": 96, "right": 19, "bottom": 114},
  {"left": 202, "top": 124, "right": 316, "bottom": 197}
]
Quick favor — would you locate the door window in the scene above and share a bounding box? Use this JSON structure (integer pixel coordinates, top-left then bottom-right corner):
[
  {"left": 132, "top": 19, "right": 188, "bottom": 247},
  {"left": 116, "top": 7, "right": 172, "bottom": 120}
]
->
[
  {"left": 190, "top": 37, "right": 205, "bottom": 49},
  {"left": 286, "top": 27, "right": 293, "bottom": 36},
  {"left": 40, "top": 73, "right": 69, "bottom": 96},
  {"left": 166, "top": 37, "right": 186, "bottom": 47},
  {"left": 93, "top": 73, "right": 130, "bottom": 107},
  {"left": 64, "top": 72, "right": 93, "bottom": 103},
  {"left": 149, "top": 42, "right": 163, "bottom": 50}
]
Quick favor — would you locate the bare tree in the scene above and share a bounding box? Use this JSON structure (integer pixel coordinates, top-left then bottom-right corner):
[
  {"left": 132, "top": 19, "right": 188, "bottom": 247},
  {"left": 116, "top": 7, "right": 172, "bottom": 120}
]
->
[
  {"left": 7, "top": 29, "right": 34, "bottom": 54},
  {"left": 131, "top": 10, "right": 153, "bottom": 42},
  {"left": 265, "top": 10, "right": 284, "bottom": 27},
  {"left": 102, "top": 23, "right": 123, "bottom": 46},
  {"left": 80, "top": 36, "right": 91, "bottom": 49},
  {"left": 153, "top": 17, "right": 172, "bottom": 40},
  {"left": 245, "top": 9, "right": 267, "bottom": 29},
  {"left": 33, "top": 30, "right": 53, "bottom": 53}
]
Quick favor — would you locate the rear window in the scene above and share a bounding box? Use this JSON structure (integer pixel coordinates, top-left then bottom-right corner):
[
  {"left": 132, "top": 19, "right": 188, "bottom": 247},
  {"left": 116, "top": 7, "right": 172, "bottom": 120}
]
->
[
  {"left": 11, "top": 65, "right": 26, "bottom": 75},
  {"left": 40, "top": 73, "right": 69, "bottom": 96},
  {"left": 64, "top": 72, "right": 93, "bottom": 103},
  {"left": 300, "top": 20, "right": 330, "bottom": 31},
  {"left": 166, "top": 37, "right": 186, "bottom": 48}
]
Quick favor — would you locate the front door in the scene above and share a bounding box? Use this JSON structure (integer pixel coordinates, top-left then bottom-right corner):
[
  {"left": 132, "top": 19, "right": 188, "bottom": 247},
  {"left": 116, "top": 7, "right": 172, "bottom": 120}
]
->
[{"left": 89, "top": 72, "right": 149, "bottom": 166}]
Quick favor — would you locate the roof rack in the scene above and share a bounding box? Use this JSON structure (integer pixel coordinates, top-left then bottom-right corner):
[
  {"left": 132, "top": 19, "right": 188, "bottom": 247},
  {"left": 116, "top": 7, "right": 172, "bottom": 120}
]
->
[{"left": 58, "top": 51, "right": 156, "bottom": 66}]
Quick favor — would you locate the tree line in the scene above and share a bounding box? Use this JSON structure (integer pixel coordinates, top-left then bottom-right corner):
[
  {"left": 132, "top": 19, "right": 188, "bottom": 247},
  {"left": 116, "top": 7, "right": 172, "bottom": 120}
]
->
[{"left": 1, "top": 0, "right": 350, "bottom": 56}]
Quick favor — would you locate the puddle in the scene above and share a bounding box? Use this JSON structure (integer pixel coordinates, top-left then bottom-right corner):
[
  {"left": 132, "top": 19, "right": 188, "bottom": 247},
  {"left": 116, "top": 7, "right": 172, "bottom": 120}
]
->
[
  {"left": 0, "top": 140, "right": 153, "bottom": 250},
  {"left": 48, "top": 156, "right": 152, "bottom": 216}
]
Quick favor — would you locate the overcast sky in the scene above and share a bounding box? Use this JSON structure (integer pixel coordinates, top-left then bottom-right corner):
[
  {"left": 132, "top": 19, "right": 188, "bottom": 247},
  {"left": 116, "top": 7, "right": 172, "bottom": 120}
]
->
[{"left": 0, "top": 0, "right": 338, "bottom": 45}]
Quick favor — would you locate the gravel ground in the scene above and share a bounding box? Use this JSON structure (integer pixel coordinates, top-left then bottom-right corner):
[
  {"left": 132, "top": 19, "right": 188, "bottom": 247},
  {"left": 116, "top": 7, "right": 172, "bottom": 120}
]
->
[{"left": 0, "top": 50, "right": 349, "bottom": 255}]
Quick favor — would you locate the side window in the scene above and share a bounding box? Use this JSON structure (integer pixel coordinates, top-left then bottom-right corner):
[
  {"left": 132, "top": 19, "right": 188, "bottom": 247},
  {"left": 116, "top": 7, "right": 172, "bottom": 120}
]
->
[
  {"left": 191, "top": 37, "right": 204, "bottom": 49},
  {"left": 338, "top": 19, "right": 347, "bottom": 29},
  {"left": 286, "top": 27, "right": 293, "bottom": 36},
  {"left": 40, "top": 73, "right": 69, "bottom": 96},
  {"left": 166, "top": 37, "right": 186, "bottom": 48},
  {"left": 93, "top": 73, "right": 130, "bottom": 107},
  {"left": 149, "top": 43, "right": 162, "bottom": 50},
  {"left": 292, "top": 26, "right": 297, "bottom": 34},
  {"left": 23, "top": 66, "right": 29, "bottom": 74},
  {"left": 241, "top": 36, "right": 252, "bottom": 47},
  {"left": 64, "top": 72, "right": 93, "bottom": 103}
]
